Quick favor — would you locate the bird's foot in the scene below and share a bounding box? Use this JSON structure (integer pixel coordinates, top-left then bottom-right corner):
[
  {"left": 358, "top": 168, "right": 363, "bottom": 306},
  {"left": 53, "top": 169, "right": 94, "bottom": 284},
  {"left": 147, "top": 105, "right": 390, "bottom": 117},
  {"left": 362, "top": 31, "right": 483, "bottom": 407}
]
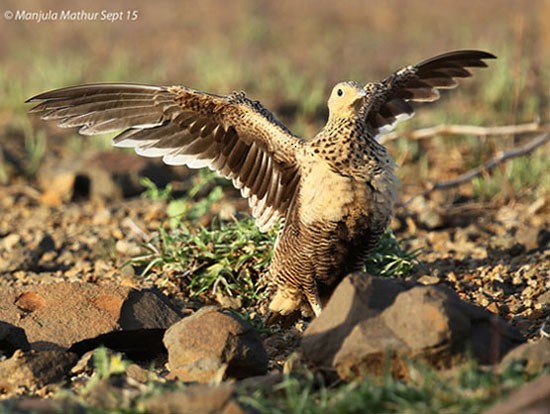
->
[
  {"left": 268, "top": 289, "right": 302, "bottom": 316},
  {"left": 310, "top": 301, "right": 322, "bottom": 317},
  {"left": 267, "top": 286, "right": 323, "bottom": 325},
  {"left": 303, "top": 285, "right": 323, "bottom": 317}
]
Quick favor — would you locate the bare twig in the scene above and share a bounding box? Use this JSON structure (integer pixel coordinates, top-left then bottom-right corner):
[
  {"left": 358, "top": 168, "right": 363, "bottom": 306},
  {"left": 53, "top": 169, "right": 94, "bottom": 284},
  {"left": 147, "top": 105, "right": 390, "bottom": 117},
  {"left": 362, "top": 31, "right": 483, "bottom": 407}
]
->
[
  {"left": 380, "top": 121, "right": 549, "bottom": 144},
  {"left": 121, "top": 217, "right": 153, "bottom": 243},
  {"left": 404, "top": 133, "right": 549, "bottom": 204}
]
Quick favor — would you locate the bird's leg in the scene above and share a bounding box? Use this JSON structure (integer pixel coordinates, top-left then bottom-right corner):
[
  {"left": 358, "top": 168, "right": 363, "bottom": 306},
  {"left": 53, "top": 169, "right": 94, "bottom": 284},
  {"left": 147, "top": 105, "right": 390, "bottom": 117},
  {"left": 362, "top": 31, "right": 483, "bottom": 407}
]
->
[
  {"left": 267, "top": 276, "right": 323, "bottom": 318},
  {"left": 303, "top": 282, "right": 322, "bottom": 317},
  {"left": 268, "top": 287, "right": 302, "bottom": 316}
]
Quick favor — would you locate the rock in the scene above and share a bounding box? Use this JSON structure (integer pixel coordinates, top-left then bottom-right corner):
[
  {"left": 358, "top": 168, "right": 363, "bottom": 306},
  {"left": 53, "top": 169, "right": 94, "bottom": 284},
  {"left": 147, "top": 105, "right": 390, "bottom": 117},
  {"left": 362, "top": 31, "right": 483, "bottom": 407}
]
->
[
  {"left": 487, "top": 234, "right": 526, "bottom": 257},
  {"left": 37, "top": 151, "right": 186, "bottom": 204},
  {"left": 70, "top": 351, "right": 95, "bottom": 377},
  {"left": 0, "top": 397, "right": 86, "bottom": 414},
  {"left": 301, "top": 273, "right": 408, "bottom": 369},
  {"left": 0, "top": 233, "right": 55, "bottom": 272},
  {"left": 37, "top": 233, "right": 56, "bottom": 254},
  {"left": 15, "top": 291, "right": 46, "bottom": 312},
  {"left": 482, "top": 375, "right": 550, "bottom": 414},
  {"left": 1, "top": 233, "right": 21, "bottom": 251},
  {"left": 144, "top": 383, "right": 245, "bottom": 414},
  {"left": 0, "top": 283, "right": 182, "bottom": 351},
  {"left": 537, "top": 228, "right": 550, "bottom": 249},
  {"left": 38, "top": 171, "right": 76, "bottom": 206},
  {"left": 417, "top": 274, "right": 440, "bottom": 285},
  {"left": 408, "top": 196, "right": 445, "bottom": 229},
  {"left": 0, "top": 349, "right": 78, "bottom": 394},
  {"left": 301, "top": 275, "right": 525, "bottom": 380},
  {"left": 453, "top": 224, "right": 481, "bottom": 244},
  {"left": 0, "top": 322, "right": 30, "bottom": 357},
  {"left": 163, "top": 307, "right": 268, "bottom": 383},
  {"left": 215, "top": 293, "right": 243, "bottom": 310},
  {"left": 334, "top": 317, "right": 409, "bottom": 379},
  {"left": 382, "top": 286, "right": 524, "bottom": 363},
  {"left": 515, "top": 225, "right": 543, "bottom": 251},
  {"left": 126, "top": 363, "right": 151, "bottom": 384},
  {"left": 418, "top": 208, "right": 445, "bottom": 230},
  {"left": 500, "top": 339, "right": 550, "bottom": 374},
  {"left": 118, "top": 288, "right": 183, "bottom": 330}
]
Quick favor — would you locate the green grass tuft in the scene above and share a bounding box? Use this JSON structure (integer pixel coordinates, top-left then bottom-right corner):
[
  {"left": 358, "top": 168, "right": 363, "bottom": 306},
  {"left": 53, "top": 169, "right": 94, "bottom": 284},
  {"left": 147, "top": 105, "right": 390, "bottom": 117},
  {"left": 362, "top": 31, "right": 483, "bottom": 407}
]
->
[
  {"left": 132, "top": 217, "right": 275, "bottom": 303},
  {"left": 365, "top": 229, "right": 420, "bottom": 278},
  {"left": 132, "top": 217, "right": 418, "bottom": 304},
  {"left": 239, "top": 360, "right": 548, "bottom": 414},
  {"left": 134, "top": 178, "right": 419, "bottom": 303}
]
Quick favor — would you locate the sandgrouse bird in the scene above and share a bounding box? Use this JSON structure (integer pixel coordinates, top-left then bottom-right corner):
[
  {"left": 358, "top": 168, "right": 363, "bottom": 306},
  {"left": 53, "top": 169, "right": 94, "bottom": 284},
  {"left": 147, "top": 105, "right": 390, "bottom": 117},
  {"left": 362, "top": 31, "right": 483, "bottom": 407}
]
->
[{"left": 27, "top": 50, "right": 495, "bottom": 318}]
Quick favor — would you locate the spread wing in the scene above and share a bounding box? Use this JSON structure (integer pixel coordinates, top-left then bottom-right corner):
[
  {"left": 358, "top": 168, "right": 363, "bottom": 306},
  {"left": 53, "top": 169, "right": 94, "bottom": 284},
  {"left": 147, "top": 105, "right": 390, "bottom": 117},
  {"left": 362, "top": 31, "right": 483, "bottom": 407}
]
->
[
  {"left": 363, "top": 50, "right": 496, "bottom": 135},
  {"left": 27, "top": 84, "right": 304, "bottom": 231}
]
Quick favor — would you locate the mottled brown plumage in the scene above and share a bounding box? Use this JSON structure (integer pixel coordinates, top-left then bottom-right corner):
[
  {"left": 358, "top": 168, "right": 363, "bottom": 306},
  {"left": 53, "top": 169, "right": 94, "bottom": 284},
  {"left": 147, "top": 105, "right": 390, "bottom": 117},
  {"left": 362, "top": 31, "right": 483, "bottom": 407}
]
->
[{"left": 27, "top": 50, "right": 495, "bottom": 317}]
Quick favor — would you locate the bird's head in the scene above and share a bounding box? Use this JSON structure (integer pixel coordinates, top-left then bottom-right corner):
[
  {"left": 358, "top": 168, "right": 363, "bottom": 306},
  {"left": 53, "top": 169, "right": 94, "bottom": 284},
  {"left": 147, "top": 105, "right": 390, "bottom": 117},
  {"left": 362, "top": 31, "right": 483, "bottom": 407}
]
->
[{"left": 327, "top": 81, "right": 366, "bottom": 120}]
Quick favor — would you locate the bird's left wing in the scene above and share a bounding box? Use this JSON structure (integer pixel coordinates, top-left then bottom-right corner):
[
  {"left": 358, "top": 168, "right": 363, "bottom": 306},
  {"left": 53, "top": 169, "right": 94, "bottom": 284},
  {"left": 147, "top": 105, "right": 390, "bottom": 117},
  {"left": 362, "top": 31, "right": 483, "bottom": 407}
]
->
[
  {"left": 362, "top": 50, "right": 496, "bottom": 136},
  {"left": 27, "top": 84, "right": 304, "bottom": 231}
]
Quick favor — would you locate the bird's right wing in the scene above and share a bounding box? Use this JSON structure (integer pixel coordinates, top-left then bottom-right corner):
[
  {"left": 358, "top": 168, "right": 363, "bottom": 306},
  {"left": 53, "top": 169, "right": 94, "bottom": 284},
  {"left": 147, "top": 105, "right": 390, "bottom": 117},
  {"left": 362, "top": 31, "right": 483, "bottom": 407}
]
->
[
  {"left": 363, "top": 50, "right": 496, "bottom": 136},
  {"left": 27, "top": 84, "right": 304, "bottom": 231}
]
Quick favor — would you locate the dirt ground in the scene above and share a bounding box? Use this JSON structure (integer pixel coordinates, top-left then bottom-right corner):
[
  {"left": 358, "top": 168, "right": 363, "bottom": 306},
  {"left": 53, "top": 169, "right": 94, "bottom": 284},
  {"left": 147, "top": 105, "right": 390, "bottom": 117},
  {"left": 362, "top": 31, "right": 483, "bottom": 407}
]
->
[{"left": 1, "top": 0, "right": 549, "bottom": 374}]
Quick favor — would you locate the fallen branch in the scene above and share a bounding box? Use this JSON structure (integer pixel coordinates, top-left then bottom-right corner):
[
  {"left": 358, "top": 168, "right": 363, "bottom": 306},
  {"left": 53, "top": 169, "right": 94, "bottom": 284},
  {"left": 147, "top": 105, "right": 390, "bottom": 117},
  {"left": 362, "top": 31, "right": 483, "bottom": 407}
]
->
[
  {"left": 404, "top": 133, "right": 549, "bottom": 204},
  {"left": 380, "top": 120, "right": 549, "bottom": 144}
]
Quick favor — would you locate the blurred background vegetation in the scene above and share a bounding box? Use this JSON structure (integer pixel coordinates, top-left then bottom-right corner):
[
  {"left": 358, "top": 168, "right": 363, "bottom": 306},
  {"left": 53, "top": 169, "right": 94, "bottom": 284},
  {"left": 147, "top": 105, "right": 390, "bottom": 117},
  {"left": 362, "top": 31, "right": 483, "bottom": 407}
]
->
[{"left": 1, "top": 0, "right": 548, "bottom": 196}]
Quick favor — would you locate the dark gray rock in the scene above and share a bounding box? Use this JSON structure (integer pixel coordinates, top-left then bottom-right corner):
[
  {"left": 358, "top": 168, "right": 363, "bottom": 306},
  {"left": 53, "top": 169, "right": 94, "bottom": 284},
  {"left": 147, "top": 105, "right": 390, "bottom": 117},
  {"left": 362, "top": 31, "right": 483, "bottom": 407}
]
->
[
  {"left": 164, "top": 307, "right": 268, "bottom": 383},
  {"left": 301, "top": 274, "right": 525, "bottom": 380},
  {"left": 0, "top": 322, "right": 30, "bottom": 357},
  {"left": 382, "top": 285, "right": 524, "bottom": 364},
  {"left": 301, "top": 273, "right": 407, "bottom": 369},
  {"left": 118, "top": 288, "right": 182, "bottom": 330},
  {"left": 487, "top": 234, "right": 526, "bottom": 257},
  {"left": 0, "top": 350, "right": 78, "bottom": 394},
  {"left": 334, "top": 316, "right": 410, "bottom": 379}
]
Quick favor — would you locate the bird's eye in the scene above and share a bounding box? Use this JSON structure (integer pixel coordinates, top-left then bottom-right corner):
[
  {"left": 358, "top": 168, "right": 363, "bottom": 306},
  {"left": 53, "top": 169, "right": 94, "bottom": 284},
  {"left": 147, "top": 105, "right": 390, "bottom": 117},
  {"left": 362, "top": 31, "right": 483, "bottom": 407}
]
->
[{"left": 337, "top": 89, "right": 343, "bottom": 97}]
